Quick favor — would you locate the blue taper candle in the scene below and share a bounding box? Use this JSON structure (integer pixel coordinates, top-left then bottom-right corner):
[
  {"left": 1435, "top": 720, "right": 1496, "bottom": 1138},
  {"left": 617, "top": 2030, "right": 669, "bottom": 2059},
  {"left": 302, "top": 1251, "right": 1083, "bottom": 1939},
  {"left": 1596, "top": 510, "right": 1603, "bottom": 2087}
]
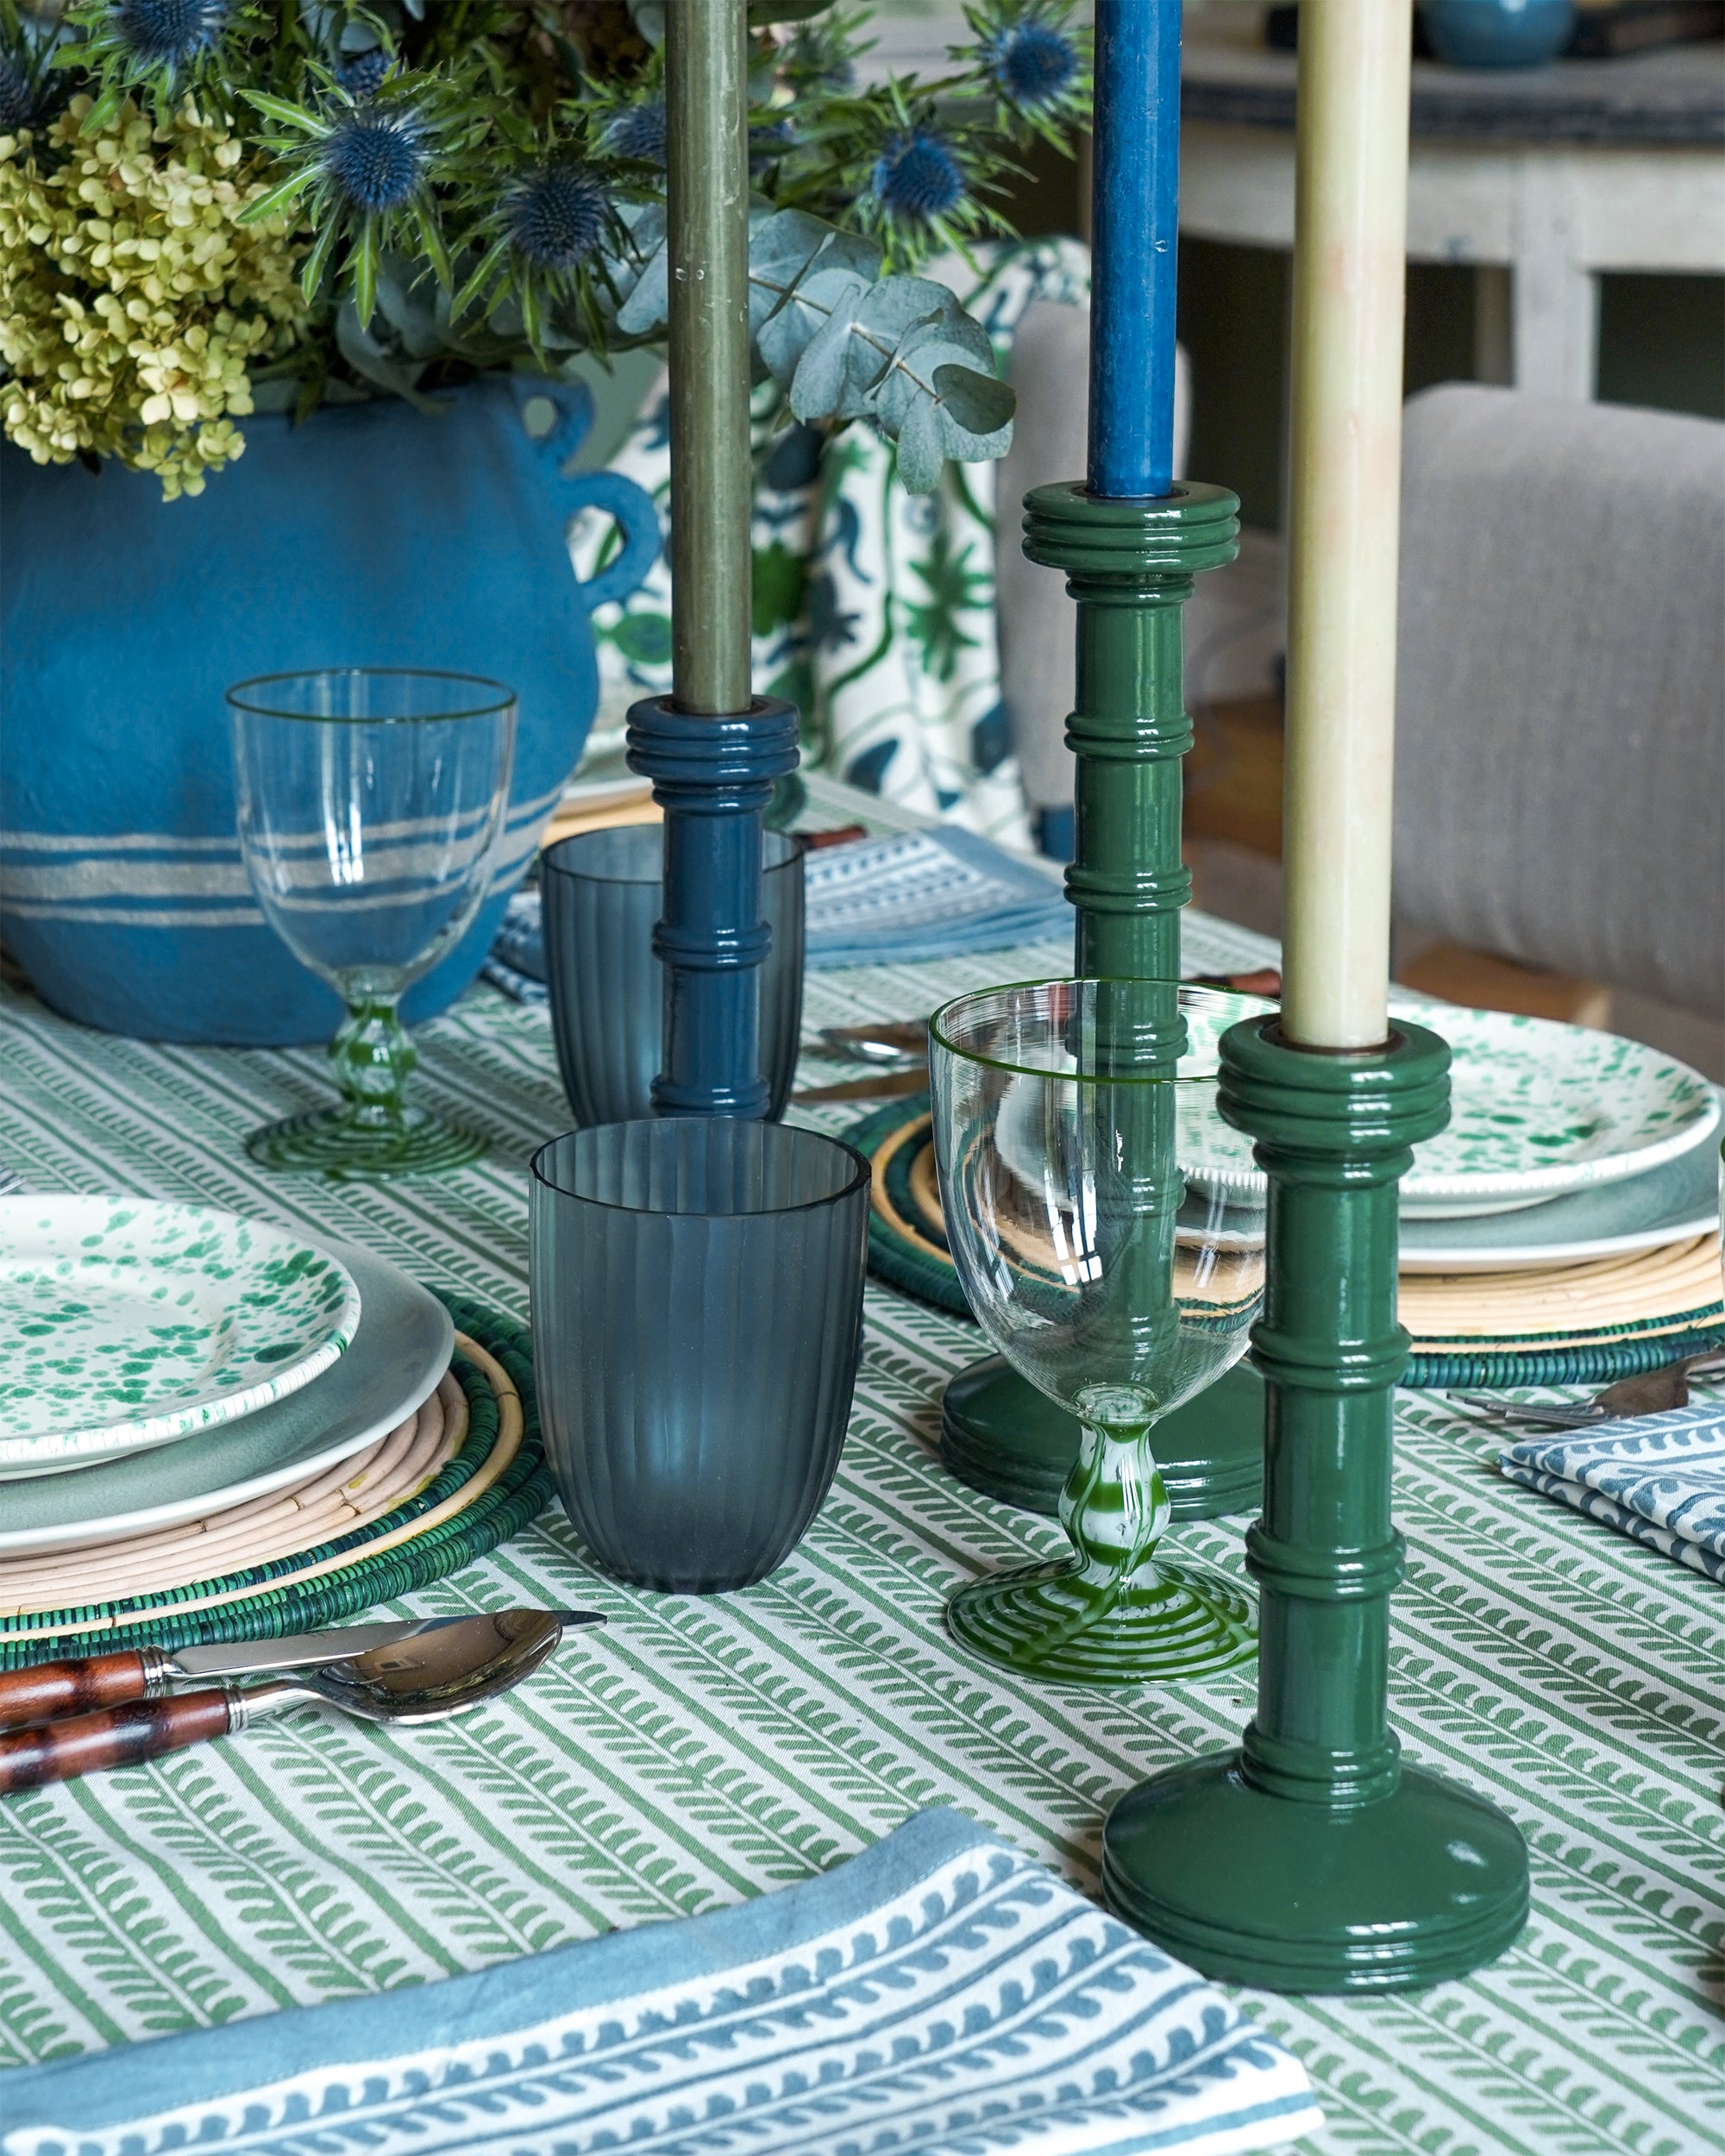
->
[{"left": 1087, "top": 0, "right": 1182, "bottom": 500}]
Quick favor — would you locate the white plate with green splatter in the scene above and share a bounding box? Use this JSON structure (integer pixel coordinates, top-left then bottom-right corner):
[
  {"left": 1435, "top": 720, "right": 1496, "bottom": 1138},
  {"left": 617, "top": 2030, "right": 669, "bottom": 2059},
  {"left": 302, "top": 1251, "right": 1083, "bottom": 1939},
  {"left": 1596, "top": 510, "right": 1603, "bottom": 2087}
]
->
[
  {"left": 0, "top": 1198, "right": 361, "bottom": 1479},
  {"left": 1177, "top": 1002, "right": 1722, "bottom": 1219}
]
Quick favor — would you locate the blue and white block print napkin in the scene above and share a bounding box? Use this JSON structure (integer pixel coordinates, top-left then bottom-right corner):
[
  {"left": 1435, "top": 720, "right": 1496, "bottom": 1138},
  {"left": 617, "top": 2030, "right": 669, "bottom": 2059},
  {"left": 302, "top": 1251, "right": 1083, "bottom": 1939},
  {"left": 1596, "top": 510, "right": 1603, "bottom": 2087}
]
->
[
  {"left": 800, "top": 827, "right": 1069, "bottom": 967},
  {"left": 1499, "top": 1397, "right": 1725, "bottom": 1583},
  {"left": 1, "top": 1808, "right": 1321, "bottom": 2156}
]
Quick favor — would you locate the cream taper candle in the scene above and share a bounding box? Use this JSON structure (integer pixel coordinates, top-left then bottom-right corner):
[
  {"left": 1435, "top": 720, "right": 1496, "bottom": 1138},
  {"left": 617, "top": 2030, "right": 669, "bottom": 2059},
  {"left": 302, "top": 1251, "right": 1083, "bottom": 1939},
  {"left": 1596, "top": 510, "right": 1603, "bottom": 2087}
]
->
[{"left": 1279, "top": 0, "right": 1413, "bottom": 1050}]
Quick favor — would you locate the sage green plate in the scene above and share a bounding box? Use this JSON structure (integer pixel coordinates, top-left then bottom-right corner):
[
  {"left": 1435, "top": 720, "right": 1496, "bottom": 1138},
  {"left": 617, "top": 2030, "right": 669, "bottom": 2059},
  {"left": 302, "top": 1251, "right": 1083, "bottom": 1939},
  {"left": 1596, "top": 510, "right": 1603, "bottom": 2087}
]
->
[{"left": 0, "top": 1197, "right": 361, "bottom": 1479}]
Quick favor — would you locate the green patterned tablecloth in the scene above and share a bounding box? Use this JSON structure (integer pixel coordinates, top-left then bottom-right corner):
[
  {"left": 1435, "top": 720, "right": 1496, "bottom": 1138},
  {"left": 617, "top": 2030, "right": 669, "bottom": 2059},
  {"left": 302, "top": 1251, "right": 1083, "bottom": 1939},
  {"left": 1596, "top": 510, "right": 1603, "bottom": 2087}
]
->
[{"left": 1, "top": 780, "right": 1721, "bottom": 2154}]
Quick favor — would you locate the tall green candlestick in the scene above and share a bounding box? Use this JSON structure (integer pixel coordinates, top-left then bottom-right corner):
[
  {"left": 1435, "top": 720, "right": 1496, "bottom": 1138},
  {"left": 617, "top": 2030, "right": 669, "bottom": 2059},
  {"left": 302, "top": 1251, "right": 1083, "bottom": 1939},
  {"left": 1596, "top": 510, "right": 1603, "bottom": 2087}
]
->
[
  {"left": 939, "top": 481, "right": 1265, "bottom": 1521},
  {"left": 1101, "top": 1014, "right": 1528, "bottom": 1988}
]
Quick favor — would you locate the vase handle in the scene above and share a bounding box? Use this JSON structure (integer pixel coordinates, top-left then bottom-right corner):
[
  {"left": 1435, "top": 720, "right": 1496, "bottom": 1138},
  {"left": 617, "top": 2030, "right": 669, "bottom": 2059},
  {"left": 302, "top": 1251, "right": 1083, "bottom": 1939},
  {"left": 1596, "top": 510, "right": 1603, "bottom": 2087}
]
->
[
  {"left": 562, "top": 470, "right": 663, "bottom": 611},
  {"left": 512, "top": 376, "right": 663, "bottom": 614}
]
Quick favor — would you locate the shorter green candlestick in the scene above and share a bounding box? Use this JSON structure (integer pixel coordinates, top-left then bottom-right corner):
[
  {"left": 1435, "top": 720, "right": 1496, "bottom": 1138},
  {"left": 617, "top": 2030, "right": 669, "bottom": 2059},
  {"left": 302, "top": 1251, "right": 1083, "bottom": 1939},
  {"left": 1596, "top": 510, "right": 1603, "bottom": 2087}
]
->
[{"left": 1101, "top": 1014, "right": 1529, "bottom": 1991}]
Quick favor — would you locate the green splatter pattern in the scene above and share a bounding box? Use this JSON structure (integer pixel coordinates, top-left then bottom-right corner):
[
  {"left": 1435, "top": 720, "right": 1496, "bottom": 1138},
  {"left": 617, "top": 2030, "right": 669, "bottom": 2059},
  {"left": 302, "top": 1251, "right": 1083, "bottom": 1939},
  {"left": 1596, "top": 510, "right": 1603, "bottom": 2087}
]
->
[{"left": 0, "top": 1200, "right": 360, "bottom": 1470}]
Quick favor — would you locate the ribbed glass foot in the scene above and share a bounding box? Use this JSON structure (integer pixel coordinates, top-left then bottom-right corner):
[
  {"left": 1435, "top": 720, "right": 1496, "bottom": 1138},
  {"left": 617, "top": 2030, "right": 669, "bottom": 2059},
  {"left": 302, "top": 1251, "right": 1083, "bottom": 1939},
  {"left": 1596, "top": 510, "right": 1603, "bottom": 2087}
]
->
[
  {"left": 946, "top": 1553, "right": 1256, "bottom": 1683},
  {"left": 246, "top": 1104, "right": 486, "bottom": 1181}
]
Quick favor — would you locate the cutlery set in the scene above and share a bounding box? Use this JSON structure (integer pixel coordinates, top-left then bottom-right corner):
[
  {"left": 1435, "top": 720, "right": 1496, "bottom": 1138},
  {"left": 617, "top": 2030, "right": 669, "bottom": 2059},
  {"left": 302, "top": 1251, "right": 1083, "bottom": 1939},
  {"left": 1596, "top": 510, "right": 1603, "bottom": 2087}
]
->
[
  {"left": 0, "top": 1608, "right": 599, "bottom": 1794},
  {"left": 1450, "top": 1351, "right": 1725, "bottom": 1432}
]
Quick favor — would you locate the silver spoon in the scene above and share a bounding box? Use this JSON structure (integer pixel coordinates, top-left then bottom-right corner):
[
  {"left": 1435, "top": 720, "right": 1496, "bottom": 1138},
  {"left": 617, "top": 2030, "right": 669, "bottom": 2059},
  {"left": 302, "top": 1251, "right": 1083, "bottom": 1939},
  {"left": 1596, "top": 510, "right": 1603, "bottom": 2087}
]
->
[{"left": 0, "top": 1608, "right": 581, "bottom": 1795}]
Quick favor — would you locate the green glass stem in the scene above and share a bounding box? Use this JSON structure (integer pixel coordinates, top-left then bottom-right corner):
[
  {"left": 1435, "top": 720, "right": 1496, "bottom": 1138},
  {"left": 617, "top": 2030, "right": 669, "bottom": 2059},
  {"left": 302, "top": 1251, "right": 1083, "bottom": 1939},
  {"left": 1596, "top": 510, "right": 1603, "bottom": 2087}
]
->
[
  {"left": 330, "top": 993, "right": 417, "bottom": 1130},
  {"left": 946, "top": 1388, "right": 1255, "bottom": 1686},
  {"left": 246, "top": 991, "right": 485, "bottom": 1181}
]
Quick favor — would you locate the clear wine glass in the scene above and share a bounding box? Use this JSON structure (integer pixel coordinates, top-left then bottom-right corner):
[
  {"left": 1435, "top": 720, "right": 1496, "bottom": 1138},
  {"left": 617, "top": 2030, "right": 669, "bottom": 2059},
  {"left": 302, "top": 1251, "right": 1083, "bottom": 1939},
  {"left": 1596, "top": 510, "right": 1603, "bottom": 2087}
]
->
[
  {"left": 229, "top": 668, "right": 516, "bottom": 1179},
  {"left": 930, "top": 977, "right": 1270, "bottom": 1684}
]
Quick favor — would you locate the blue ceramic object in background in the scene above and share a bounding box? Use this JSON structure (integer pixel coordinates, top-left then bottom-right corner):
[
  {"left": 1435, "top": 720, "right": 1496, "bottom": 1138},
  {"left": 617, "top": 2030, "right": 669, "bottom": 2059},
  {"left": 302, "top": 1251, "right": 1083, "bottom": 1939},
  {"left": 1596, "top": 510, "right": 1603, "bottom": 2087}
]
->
[
  {"left": 0, "top": 373, "right": 659, "bottom": 1044},
  {"left": 1421, "top": 0, "right": 1576, "bottom": 67}
]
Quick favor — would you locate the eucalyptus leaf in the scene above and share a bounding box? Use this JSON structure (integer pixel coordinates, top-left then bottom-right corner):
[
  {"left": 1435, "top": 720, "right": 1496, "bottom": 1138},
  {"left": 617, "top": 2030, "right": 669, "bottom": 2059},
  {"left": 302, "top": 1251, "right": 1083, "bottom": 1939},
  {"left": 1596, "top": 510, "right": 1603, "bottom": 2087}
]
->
[
  {"left": 334, "top": 301, "right": 448, "bottom": 413},
  {"left": 894, "top": 394, "right": 944, "bottom": 495},
  {"left": 787, "top": 287, "right": 868, "bottom": 423},
  {"left": 932, "top": 361, "right": 1014, "bottom": 441}
]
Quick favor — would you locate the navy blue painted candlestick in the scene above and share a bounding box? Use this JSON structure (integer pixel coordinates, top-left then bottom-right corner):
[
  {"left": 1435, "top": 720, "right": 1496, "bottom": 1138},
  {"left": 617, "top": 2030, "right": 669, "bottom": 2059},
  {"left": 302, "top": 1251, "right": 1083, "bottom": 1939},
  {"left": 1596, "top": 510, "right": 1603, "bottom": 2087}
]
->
[
  {"left": 1088, "top": 0, "right": 1183, "bottom": 499},
  {"left": 636, "top": 0, "right": 798, "bottom": 1123},
  {"left": 625, "top": 697, "right": 799, "bottom": 1119}
]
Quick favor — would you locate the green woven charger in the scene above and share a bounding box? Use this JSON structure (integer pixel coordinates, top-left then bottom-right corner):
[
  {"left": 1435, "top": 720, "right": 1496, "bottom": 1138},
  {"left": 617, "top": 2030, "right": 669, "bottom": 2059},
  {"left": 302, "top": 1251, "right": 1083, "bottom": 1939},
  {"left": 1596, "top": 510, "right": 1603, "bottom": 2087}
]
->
[
  {"left": 0, "top": 1292, "right": 552, "bottom": 1670},
  {"left": 843, "top": 1100, "right": 1725, "bottom": 1391}
]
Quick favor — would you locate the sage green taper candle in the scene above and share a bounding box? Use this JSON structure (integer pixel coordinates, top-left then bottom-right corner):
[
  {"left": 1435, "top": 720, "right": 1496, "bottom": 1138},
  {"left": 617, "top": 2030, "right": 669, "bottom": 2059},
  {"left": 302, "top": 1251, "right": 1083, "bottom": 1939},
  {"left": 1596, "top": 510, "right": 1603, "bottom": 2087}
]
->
[{"left": 667, "top": 0, "right": 752, "bottom": 716}]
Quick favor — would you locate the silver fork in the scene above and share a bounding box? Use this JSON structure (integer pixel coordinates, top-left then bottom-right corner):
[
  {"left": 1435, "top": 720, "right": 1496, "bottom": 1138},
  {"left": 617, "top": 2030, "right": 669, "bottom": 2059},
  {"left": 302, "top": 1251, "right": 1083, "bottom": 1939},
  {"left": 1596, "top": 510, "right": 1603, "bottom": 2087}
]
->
[{"left": 1451, "top": 1351, "right": 1725, "bottom": 1432}]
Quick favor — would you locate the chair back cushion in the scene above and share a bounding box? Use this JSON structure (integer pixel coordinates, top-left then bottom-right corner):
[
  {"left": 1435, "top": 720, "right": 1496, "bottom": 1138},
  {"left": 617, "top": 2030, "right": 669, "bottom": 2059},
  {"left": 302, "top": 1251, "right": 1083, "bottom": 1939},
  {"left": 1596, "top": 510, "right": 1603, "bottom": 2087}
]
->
[{"left": 1395, "top": 384, "right": 1724, "bottom": 1016}]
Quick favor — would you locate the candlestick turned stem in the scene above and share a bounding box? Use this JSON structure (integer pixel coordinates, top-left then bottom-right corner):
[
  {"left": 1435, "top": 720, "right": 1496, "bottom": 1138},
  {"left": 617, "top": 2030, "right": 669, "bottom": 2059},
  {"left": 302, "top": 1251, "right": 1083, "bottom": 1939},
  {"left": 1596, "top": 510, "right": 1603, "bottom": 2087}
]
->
[{"left": 940, "top": 484, "right": 1264, "bottom": 1519}]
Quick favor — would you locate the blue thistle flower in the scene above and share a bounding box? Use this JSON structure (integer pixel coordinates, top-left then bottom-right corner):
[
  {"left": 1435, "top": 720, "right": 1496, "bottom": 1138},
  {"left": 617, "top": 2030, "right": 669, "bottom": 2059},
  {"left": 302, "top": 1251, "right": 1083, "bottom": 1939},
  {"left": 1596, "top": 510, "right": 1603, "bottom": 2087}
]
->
[
  {"left": 511, "top": 162, "right": 610, "bottom": 272},
  {"left": 321, "top": 108, "right": 426, "bottom": 212},
  {"left": 336, "top": 47, "right": 391, "bottom": 99},
  {"left": 871, "top": 131, "right": 965, "bottom": 222},
  {"left": 987, "top": 21, "right": 1077, "bottom": 110},
  {"left": 0, "top": 59, "right": 34, "bottom": 129},
  {"left": 605, "top": 95, "right": 665, "bottom": 167},
  {"left": 749, "top": 115, "right": 794, "bottom": 172},
  {"left": 112, "top": 0, "right": 225, "bottom": 67}
]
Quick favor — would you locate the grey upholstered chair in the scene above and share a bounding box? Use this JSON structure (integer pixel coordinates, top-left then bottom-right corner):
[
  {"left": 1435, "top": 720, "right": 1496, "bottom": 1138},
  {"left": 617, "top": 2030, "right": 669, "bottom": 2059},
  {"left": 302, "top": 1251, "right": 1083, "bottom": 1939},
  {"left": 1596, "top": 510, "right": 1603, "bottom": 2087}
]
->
[
  {"left": 1394, "top": 384, "right": 1724, "bottom": 1024},
  {"left": 994, "top": 301, "right": 1190, "bottom": 849}
]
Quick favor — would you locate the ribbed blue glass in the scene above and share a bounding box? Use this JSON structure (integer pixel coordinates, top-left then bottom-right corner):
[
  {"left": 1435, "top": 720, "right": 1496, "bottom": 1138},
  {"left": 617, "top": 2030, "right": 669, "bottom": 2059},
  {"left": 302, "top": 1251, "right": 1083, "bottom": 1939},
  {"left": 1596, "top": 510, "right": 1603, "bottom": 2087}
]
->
[
  {"left": 530, "top": 1119, "right": 869, "bottom": 1591},
  {"left": 541, "top": 827, "right": 804, "bottom": 1125}
]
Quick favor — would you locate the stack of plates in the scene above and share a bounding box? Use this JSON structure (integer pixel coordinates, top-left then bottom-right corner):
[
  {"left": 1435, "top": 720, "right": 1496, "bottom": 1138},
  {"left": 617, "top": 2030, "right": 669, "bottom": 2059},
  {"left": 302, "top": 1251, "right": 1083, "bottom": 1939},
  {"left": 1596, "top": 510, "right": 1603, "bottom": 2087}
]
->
[
  {"left": 1185, "top": 995, "right": 1722, "bottom": 1294},
  {"left": 1379, "top": 1002, "right": 1722, "bottom": 1371},
  {"left": 0, "top": 1197, "right": 457, "bottom": 1604}
]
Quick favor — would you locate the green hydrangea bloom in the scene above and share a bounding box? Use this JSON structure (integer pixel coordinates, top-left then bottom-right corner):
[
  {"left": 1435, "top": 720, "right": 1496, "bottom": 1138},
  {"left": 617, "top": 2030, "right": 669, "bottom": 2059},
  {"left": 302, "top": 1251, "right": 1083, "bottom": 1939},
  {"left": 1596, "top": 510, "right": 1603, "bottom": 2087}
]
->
[{"left": 0, "top": 95, "right": 309, "bottom": 498}]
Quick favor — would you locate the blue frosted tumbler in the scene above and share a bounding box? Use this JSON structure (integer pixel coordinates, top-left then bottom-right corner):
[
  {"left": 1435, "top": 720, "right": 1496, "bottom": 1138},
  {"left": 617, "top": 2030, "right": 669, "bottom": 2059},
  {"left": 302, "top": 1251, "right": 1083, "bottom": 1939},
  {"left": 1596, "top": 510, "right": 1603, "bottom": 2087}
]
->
[
  {"left": 541, "top": 826, "right": 804, "bottom": 1125},
  {"left": 530, "top": 1119, "right": 869, "bottom": 1590}
]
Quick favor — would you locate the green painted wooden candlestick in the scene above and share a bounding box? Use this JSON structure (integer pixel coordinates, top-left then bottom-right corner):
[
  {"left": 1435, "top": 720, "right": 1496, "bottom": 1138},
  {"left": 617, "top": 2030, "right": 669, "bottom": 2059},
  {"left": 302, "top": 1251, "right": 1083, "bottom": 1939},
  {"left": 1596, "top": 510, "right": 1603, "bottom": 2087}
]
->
[
  {"left": 1101, "top": 1013, "right": 1528, "bottom": 1990},
  {"left": 939, "top": 479, "right": 1266, "bottom": 1521}
]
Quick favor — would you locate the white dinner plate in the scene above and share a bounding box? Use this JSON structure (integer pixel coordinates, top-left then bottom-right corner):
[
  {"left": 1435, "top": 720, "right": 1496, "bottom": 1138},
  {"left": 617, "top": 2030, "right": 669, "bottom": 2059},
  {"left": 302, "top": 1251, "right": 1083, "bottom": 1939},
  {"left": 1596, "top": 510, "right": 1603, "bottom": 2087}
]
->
[
  {"left": 0, "top": 1239, "right": 451, "bottom": 1557},
  {"left": 1177, "top": 1001, "right": 1721, "bottom": 1219},
  {"left": 0, "top": 1197, "right": 362, "bottom": 1478}
]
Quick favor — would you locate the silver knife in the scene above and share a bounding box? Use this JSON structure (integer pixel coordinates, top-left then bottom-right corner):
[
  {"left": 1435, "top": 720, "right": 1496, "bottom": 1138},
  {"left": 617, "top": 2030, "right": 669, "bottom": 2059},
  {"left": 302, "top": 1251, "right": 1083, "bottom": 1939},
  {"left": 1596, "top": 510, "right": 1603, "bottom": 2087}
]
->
[{"left": 0, "top": 1610, "right": 605, "bottom": 1733}]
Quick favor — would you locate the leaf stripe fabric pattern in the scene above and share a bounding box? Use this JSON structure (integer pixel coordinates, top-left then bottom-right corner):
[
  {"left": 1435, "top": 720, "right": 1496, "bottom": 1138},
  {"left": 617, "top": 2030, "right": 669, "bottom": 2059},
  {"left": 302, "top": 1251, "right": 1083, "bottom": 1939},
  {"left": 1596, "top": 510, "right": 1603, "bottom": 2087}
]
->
[
  {"left": 0, "top": 775, "right": 1722, "bottom": 2153},
  {"left": 0, "top": 1808, "right": 1322, "bottom": 2155}
]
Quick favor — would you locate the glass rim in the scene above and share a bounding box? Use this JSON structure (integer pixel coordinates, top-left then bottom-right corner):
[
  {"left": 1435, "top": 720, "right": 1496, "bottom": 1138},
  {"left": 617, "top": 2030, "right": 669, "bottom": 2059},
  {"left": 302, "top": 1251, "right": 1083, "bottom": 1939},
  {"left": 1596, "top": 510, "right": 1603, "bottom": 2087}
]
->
[
  {"left": 225, "top": 667, "right": 517, "bottom": 724},
  {"left": 529, "top": 1123, "right": 870, "bottom": 1218},
  {"left": 541, "top": 825, "right": 800, "bottom": 887},
  {"left": 928, "top": 975, "right": 1275, "bottom": 1086}
]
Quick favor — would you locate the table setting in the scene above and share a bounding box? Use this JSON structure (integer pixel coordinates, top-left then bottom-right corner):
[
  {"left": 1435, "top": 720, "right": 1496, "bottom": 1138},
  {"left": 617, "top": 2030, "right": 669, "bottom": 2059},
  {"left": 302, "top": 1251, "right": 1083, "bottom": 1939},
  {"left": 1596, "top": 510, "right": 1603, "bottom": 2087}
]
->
[{"left": 2, "top": 0, "right": 1723, "bottom": 2150}]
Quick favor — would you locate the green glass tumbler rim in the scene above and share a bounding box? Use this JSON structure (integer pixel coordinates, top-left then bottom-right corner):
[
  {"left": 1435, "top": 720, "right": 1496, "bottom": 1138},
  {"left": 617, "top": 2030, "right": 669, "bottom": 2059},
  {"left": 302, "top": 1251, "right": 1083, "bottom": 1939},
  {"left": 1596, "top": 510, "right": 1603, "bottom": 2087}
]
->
[
  {"left": 928, "top": 976, "right": 1276, "bottom": 1087},
  {"left": 530, "top": 1121, "right": 872, "bottom": 1221},
  {"left": 225, "top": 666, "right": 518, "bottom": 724}
]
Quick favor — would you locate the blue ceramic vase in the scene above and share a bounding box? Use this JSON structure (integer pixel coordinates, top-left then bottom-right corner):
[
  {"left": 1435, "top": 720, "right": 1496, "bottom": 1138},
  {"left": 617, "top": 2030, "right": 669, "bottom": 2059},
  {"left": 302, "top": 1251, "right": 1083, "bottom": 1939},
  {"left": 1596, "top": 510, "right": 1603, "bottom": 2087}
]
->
[
  {"left": 1421, "top": 0, "right": 1575, "bottom": 67},
  {"left": 0, "top": 373, "right": 659, "bottom": 1044}
]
